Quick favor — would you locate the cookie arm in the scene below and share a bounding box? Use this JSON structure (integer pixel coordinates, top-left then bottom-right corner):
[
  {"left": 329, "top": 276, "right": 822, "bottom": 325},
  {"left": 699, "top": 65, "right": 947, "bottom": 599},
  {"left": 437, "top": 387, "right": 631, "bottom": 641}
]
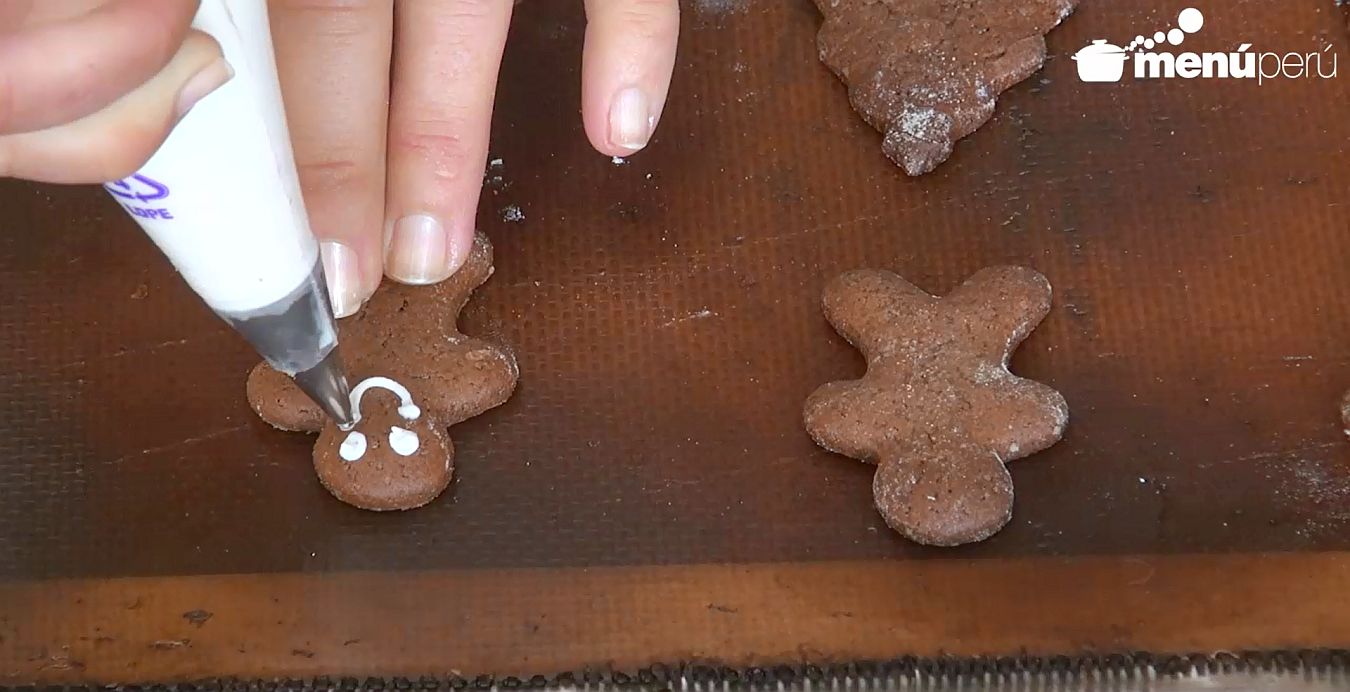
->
[{"left": 245, "top": 362, "right": 326, "bottom": 433}]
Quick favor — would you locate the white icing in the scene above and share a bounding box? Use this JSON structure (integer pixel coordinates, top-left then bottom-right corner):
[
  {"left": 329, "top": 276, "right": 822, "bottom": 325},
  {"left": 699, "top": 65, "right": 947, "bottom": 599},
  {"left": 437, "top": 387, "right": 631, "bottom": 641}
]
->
[
  {"left": 112, "top": 1, "right": 317, "bottom": 313},
  {"left": 335, "top": 376, "right": 425, "bottom": 462},
  {"left": 347, "top": 376, "right": 422, "bottom": 426},
  {"left": 388, "top": 426, "right": 420, "bottom": 456},
  {"left": 339, "top": 431, "right": 367, "bottom": 462}
]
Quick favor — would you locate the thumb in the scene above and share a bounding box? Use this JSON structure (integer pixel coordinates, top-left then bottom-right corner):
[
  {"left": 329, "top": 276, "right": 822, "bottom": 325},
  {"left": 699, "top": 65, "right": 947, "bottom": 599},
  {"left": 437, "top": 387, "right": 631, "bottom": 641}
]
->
[{"left": 0, "top": 31, "right": 230, "bottom": 184}]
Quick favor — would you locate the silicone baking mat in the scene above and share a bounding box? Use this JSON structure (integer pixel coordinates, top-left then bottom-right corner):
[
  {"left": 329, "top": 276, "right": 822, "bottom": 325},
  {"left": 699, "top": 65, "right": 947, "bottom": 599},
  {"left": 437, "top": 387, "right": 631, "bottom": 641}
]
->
[{"left": 1, "top": 0, "right": 1348, "bottom": 684}]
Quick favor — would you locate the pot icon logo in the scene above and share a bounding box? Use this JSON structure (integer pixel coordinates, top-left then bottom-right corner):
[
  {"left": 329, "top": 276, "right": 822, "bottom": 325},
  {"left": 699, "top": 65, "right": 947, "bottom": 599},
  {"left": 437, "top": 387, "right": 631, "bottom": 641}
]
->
[
  {"left": 1074, "top": 7, "right": 1211, "bottom": 83},
  {"left": 1073, "top": 40, "right": 1128, "bottom": 82}
]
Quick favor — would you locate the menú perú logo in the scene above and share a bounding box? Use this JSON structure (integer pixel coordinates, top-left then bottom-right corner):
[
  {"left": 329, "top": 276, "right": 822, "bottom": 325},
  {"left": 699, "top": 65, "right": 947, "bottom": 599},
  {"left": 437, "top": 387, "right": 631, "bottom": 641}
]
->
[{"left": 1073, "top": 7, "right": 1338, "bottom": 85}]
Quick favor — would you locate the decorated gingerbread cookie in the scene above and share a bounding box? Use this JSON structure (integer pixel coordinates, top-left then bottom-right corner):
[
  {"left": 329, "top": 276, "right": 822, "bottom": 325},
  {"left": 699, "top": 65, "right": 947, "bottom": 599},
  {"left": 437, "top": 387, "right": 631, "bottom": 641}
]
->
[
  {"left": 804, "top": 266, "right": 1068, "bottom": 546},
  {"left": 814, "top": 0, "right": 1079, "bottom": 175},
  {"left": 247, "top": 233, "right": 518, "bottom": 511}
]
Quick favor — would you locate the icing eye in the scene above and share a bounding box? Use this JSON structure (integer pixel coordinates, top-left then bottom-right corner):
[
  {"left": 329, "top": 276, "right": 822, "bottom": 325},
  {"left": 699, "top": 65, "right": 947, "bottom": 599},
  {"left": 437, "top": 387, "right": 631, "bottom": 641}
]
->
[
  {"left": 388, "top": 426, "right": 420, "bottom": 456},
  {"left": 339, "top": 431, "right": 368, "bottom": 462}
]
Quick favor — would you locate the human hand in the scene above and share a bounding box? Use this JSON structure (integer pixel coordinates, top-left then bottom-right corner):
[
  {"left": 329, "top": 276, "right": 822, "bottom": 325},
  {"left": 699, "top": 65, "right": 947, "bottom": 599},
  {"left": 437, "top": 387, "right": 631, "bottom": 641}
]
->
[
  {"left": 0, "top": 1, "right": 678, "bottom": 318},
  {"left": 272, "top": 0, "right": 680, "bottom": 316},
  {"left": 0, "top": 0, "right": 232, "bottom": 182}
]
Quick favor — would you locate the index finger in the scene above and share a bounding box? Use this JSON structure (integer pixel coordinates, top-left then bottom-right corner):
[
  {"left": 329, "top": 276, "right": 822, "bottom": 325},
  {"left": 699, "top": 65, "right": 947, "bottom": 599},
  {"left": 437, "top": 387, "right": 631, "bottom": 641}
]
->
[{"left": 580, "top": 0, "right": 680, "bottom": 156}]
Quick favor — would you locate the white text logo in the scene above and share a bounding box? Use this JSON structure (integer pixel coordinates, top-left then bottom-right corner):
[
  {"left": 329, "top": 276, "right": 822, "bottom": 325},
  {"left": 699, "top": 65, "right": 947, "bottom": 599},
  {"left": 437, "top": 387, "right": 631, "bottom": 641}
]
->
[{"left": 1073, "top": 8, "right": 1337, "bottom": 85}]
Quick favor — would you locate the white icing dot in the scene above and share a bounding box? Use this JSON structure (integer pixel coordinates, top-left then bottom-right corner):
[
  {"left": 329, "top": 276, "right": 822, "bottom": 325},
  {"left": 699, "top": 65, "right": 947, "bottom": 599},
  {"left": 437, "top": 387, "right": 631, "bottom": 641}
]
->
[
  {"left": 1167, "top": 28, "right": 1184, "bottom": 45},
  {"left": 388, "top": 426, "right": 420, "bottom": 456},
  {"left": 398, "top": 404, "right": 421, "bottom": 421},
  {"left": 340, "top": 431, "right": 368, "bottom": 462},
  {"left": 1153, "top": 31, "right": 1165, "bottom": 42},
  {"left": 1178, "top": 8, "right": 1203, "bottom": 33}
]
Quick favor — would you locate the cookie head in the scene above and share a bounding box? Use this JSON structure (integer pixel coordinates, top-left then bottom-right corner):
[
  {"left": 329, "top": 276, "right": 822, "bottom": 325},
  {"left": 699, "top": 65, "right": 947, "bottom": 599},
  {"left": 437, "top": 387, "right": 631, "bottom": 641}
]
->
[
  {"left": 315, "top": 379, "right": 452, "bottom": 512},
  {"left": 873, "top": 438, "right": 1015, "bottom": 547}
]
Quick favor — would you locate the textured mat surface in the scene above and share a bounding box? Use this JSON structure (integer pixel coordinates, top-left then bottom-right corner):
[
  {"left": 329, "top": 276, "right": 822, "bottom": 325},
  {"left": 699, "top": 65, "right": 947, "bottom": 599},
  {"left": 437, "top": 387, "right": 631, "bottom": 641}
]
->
[
  {"left": 8, "top": 651, "right": 1350, "bottom": 692},
  {"left": 0, "top": 0, "right": 1347, "bottom": 684}
]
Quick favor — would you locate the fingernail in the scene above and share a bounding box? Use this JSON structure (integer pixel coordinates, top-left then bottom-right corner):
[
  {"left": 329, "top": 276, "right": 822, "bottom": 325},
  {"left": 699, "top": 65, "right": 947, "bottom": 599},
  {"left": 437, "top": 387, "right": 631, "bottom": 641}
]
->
[
  {"left": 609, "top": 86, "right": 653, "bottom": 152},
  {"left": 175, "top": 58, "right": 234, "bottom": 120},
  {"left": 320, "top": 241, "right": 363, "bottom": 318},
  {"left": 386, "top": 214, "right": 453, "bottom": 285}
]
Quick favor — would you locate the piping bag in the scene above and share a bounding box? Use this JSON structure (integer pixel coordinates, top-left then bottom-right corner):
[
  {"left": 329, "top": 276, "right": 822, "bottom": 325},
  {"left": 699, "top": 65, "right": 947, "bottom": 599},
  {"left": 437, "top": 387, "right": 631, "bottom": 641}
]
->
[{"left": 103, "top": 0, "right": 355, "bottom": 427}]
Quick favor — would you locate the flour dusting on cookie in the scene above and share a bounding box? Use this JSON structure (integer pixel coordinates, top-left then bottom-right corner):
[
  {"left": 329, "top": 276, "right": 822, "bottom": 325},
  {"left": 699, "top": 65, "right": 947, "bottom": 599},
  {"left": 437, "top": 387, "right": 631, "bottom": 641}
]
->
[{"left": 814, "top": 0, "right": 1079, "bottom": 174}]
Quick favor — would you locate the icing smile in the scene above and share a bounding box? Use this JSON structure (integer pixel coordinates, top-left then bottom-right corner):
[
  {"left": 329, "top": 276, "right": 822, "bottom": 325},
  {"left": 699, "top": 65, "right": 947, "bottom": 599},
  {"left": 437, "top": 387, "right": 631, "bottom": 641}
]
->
[{"left": 339, "top": 376, "right": 423, "bottom": 462}]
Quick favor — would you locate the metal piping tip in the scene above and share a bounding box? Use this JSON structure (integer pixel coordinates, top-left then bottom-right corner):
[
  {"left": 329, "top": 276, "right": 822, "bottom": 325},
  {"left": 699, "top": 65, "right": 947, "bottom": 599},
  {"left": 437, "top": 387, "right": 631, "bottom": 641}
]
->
[{"left": 292, "top": 347, "right": 355, "bottom": 427}]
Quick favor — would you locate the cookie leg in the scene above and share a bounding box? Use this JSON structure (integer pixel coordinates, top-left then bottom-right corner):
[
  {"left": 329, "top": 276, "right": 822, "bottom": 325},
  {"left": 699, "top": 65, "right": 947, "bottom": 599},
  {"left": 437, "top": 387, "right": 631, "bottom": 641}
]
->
[
  {"left": 948, "top": 266, "right": 1054, "bottom": 359},
  {"left": 822, "top": 269, "right": 935, "bottom": 352}
]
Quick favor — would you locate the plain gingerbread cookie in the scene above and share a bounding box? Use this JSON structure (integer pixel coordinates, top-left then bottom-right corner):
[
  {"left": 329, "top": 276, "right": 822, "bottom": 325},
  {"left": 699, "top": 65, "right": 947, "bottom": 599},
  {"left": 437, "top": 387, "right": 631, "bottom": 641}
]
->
[
  {"left": 815, "top": 0, "right": 1079, "bottom": 175},
  {"left": 804, "top": 266, "right": 1068, "bottom": 546},
  {"left": 247, "top": 233, "right": 518, "bottom": 511}
]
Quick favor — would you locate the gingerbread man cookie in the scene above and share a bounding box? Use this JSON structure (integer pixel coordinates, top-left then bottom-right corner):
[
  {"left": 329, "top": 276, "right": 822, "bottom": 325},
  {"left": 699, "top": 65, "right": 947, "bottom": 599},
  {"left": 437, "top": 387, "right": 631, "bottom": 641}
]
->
[
  {"left": 247, "top": 233, "right": 518, "bottom": 511},
  {"left": 804, "top": 266, "right": 1068, "bottom": 546},
  {"left": 815, "top": 0, "right": 1078, "bottom": 175}
]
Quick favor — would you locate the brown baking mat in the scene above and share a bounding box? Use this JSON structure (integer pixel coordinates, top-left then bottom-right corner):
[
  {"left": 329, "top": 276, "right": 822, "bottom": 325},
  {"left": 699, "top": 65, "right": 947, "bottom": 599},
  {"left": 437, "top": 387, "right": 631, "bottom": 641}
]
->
[{"left": 1, "top": 0, "right": 1349, "bottom": 684}]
